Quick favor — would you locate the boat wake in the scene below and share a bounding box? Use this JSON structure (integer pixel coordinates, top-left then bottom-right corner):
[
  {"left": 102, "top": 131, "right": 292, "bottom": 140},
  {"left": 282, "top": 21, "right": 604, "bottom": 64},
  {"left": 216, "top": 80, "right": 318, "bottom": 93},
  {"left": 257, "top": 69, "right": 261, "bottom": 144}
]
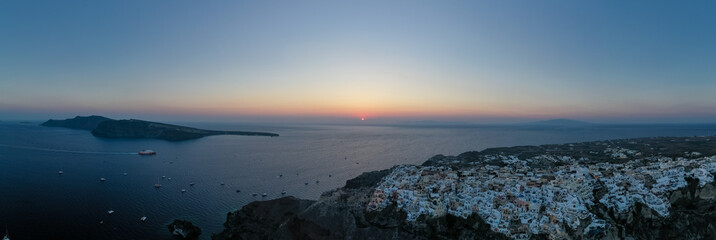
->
[{"left": 0, "top": 144, "right": 136, "bottom": 155}]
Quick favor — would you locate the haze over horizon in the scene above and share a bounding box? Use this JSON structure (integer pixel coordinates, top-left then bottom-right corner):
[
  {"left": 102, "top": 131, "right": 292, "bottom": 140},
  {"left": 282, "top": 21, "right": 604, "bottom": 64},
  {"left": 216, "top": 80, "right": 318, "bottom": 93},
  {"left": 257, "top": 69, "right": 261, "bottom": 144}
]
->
[{"left": 2, "top": 1, "right": 716, "bottom": 124}]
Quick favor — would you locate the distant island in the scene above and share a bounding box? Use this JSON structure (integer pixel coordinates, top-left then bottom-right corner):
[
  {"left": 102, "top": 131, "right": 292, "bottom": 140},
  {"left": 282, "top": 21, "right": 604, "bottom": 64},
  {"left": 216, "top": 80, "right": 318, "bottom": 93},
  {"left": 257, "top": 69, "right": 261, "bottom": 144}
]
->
[
  {"left": 213, "top": 136, "right": 716, "bottom": 240},
  {"left": 524, "top": 118, "right": 594, "bottom": 126},
  {"left": 41, "top": 115, "right": 279, "bottom": 141}
]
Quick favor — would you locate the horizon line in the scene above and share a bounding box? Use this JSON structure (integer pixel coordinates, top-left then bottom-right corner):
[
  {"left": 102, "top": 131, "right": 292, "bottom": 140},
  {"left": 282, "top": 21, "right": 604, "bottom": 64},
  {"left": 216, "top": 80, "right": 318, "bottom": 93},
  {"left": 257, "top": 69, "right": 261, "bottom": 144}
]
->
[{"left": 4, "top": 115, "right": 716, "bottom": 126}]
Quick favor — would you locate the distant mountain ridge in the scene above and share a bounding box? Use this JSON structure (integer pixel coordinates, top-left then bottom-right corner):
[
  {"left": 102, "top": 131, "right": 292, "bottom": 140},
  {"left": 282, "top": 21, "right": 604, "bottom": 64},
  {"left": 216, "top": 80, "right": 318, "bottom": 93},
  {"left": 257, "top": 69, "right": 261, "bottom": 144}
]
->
[
  {"left": 396, "top": 120, "right": 474, "bottom": 127},
  {"left": 41, "top": 116, "right": 278, "bottom": 141},
  {"left": 525, "top": 119, "right": 594, "bottom": 126}
]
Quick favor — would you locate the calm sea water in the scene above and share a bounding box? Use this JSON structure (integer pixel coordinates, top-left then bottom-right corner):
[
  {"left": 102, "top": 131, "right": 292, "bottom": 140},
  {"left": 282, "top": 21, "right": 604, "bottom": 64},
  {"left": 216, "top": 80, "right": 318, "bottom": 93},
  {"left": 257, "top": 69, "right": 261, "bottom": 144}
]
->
[{"left": 0, "top": 121, "right": 715, "bottom": 239}]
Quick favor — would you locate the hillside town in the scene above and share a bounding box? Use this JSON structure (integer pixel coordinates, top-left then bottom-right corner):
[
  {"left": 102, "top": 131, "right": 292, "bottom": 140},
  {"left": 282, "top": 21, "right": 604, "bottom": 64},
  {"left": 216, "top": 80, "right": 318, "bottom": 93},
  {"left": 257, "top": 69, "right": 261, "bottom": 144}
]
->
[{"left": 368, "top": 148, "right": 716, "bottom": 239}]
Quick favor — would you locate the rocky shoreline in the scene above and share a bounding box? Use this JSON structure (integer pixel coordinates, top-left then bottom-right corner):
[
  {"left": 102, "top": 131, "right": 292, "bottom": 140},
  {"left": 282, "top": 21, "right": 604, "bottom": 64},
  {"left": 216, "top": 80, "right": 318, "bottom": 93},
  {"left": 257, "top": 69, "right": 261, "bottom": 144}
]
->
[
  {"left": 212, "top": 136, "right": 716, "bottom": 240},
  {"left": 168, "top": 219, "right": 202, "bottom": 240}
]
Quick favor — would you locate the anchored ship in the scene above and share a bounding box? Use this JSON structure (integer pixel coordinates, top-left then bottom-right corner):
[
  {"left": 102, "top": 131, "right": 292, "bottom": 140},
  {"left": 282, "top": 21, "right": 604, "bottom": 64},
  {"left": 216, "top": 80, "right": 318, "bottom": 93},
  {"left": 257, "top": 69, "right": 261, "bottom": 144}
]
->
[{"left": 138, "top": 149, "right": 156, "bottom": 155}]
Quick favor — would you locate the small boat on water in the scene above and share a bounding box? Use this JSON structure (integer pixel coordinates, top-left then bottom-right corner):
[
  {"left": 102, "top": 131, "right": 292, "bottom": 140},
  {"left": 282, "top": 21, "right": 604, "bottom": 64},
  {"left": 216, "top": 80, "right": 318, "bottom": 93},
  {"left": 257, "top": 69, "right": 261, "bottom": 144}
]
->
[
  {"left": 58, "top": 170, "right": 63, "bottom": 175},
  {"left": 261, "top": 193, "right": 268, "bottom": 197},
  {"left": 138, "top": 150, "right": 156, "bottom": 155},
  {"left": 3, "top": 227, "right": 9, "bottom": 240},
  {"left": 154, "top": 183, "right": 162, "bottom": 188},
  {"left": 181, "top": 189, "right": 186, "bottom": 193},
  {"left": 100, "top": 178, "right": 106, "bottom": 182},
  {"left": 123, "top": 172, "right": 127, "bottom": 176},
  {"left": 281, "top": 190, "right": 287, "bottom": 195},
  {"left": 189, "top": 182, "right": 195, "bottom": 186},
  {"left": 107, "top": 210, "right": 114, "bottom": 215},
  {"left": 140, "top": 216, "right": 147, "bottom": 222}
]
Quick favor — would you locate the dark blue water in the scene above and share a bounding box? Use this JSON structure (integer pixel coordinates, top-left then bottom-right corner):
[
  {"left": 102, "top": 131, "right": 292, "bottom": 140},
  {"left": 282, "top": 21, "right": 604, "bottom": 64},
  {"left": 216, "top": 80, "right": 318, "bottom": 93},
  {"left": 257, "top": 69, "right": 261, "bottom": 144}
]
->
[{"left": 0, "top": 122, "right": 714, "bottom": 239}]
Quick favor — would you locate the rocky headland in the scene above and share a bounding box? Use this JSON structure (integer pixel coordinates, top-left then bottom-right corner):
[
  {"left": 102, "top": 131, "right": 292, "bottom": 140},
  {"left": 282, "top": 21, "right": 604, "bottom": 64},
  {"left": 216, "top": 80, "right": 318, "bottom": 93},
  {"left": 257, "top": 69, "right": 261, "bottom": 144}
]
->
[
  {"left": 213, "top": 136, "right": 716, "bottom": 240},
  {"left": 168, "top": 219, "right": 202, "bottom": 240},
  {"left": 41, "top": 116, "right": 279, "bottom": 141}
]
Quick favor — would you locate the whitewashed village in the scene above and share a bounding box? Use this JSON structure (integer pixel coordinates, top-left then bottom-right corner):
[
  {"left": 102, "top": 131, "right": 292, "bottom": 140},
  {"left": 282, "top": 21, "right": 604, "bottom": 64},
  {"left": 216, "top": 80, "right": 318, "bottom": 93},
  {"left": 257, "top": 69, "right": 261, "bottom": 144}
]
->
[{"left": 367, "top": 144, "right": 716, "bottom": 240}]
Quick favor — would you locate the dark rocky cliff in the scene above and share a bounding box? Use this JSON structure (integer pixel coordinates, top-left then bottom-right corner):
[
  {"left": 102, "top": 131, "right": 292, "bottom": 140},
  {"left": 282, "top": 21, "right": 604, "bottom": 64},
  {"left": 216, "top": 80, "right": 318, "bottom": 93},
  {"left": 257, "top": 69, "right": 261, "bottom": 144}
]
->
[
  {"left": 211, "top": 170, "right": 516, "bottom": 240},
  {"left": 594, "top": 177, "right": 716, "bottom": 240}
]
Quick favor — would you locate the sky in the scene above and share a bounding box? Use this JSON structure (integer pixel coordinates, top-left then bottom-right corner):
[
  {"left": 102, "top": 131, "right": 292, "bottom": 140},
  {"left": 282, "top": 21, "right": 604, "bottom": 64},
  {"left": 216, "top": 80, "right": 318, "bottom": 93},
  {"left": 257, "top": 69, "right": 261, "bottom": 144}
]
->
[{"left": 1, "top": 1, "right": 716, "bottom": 124}]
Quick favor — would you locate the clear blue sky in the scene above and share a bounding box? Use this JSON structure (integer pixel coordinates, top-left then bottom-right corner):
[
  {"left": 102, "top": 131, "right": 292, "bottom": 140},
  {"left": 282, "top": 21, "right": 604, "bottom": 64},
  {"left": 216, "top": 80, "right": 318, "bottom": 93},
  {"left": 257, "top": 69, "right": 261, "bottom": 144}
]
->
[{"left": 1, "top": 1, "right": 715, "bottom": 123}]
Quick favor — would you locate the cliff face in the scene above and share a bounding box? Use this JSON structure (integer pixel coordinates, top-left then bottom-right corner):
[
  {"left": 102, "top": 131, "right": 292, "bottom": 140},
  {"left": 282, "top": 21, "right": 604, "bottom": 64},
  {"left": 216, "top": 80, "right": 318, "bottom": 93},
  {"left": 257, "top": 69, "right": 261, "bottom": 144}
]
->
[
  {"left": 213, "top": 136, "right": 716, "bottom": 240},
  {"left": 41, "top": 116, "right": 279, "bottom": 141},
  {"left": 212, "top": 170, "right": 513, "bottom": 240},
  {"left": 41, "top": 115, "right": 112, "bottom": 130},
  {"left": 211, "top": 196, "right": 317, "bottom": 240},
  {"left": 606, "top": 178, "right": 716, "bottom": 240}
]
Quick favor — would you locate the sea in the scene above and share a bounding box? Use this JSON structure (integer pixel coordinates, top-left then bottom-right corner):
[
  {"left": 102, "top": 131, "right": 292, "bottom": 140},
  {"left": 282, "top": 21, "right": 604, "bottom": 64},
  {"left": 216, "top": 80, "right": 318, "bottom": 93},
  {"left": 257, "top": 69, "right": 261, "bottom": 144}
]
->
[{"left": 0, "top": 121, "right": 715, "bottom": 239}]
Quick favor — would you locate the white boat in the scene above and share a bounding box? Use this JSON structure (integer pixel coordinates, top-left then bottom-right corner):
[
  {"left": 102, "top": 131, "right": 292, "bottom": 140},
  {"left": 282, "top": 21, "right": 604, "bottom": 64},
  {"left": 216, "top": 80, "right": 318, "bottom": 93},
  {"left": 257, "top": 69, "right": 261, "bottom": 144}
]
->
[
  {"left": 138, "top": 149, "right": 156, "bottom": 155},
  {"left": 262, "top": 193, "right": 267, "bottom": 197},
  {"left": 100, "top": 178, "right": 106, "bottom": 182},
  {"left": 58, "top": 170, "right": 63, "bottom": 175},
  {"left": 181, "top": 189, "right": 186, "bottom": 193},
  {"left": 140, "top": 216, "right": 147, "bottom": 222},
  {"left": 107, "top": 210, "right": 114, "bottom": 215}
]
